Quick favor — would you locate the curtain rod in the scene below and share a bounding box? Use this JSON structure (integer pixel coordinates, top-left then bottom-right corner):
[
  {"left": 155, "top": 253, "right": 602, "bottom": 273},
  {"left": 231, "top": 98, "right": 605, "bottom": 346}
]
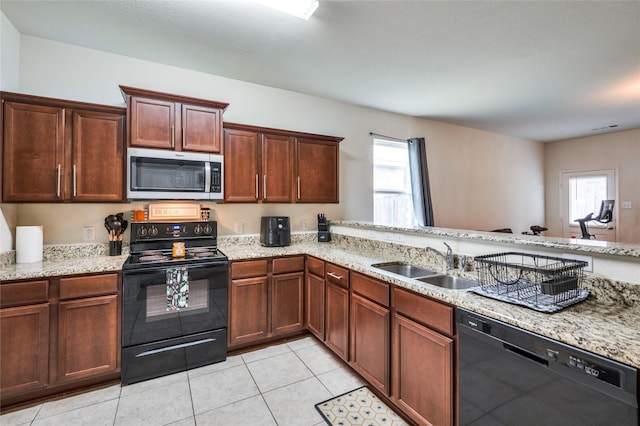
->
[{"left": 369, "top": 132, "right": 407, "bottom": 142}]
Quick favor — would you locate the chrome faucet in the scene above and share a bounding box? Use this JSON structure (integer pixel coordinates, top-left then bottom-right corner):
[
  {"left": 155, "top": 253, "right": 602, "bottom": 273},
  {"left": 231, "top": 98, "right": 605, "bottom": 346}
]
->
[{"left": 425, "top": 242, "right": 454, "bottom": 270}]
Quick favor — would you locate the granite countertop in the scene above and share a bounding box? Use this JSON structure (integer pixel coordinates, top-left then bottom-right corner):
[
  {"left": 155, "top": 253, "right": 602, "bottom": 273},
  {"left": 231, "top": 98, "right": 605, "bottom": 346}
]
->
[
  {"left": 219, "top": 238, "right": 640, "bottom": 369},
  {"left": 2, "top": 237, "right": 638, "bottom": 369},
  {"left": 0, "top": 255, "right": 128, "bottom": 281},
  {"left": 331, "top": 220, "right": 640, "bottom": 258}
]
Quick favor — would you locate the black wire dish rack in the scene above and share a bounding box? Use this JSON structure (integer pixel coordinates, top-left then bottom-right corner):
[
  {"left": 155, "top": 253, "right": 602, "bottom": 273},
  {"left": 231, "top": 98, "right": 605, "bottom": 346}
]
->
[{"left": 471, "top": 252, "right": 590, "bottom": 313}]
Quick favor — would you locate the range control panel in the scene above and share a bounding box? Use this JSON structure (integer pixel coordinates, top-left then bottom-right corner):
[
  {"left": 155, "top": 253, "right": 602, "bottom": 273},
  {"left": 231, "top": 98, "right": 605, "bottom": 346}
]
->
[{"left": 131, "top": 221, "right": 216, "bottom": 242}]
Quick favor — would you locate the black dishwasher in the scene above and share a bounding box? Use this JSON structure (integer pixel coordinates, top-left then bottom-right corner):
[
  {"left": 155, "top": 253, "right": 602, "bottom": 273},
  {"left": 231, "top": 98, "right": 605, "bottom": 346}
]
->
[{"left": 457, "top": 308, "right": 638, "bottom": 426}]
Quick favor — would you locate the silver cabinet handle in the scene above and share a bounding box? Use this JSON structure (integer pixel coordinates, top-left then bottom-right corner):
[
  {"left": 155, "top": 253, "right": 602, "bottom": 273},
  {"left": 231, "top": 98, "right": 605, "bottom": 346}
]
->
[
  {"left": 263, "top": 175, "right": 267, "bottom": 200},
  {"left": 297, "top": 176, "right": 301, "bottom": 200},
  {"left": 73, "top": 165, "right": 77, "bottom": 197},
  {"left": 56, "top": 164, "right": 61, "bottom": 197},
  {"left": 327, "top": 272, "right": 342, "bottom": 281},
  {"left": 255, "top": 174, "right": 259, "bottom": 199},
  {"left": 171, "top": 126, "right": 175, "bottom": 148}
]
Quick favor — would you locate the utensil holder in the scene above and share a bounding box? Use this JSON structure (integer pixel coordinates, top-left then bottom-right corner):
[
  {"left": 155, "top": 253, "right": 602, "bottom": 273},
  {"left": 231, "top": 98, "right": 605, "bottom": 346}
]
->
[{"left": 109, "top": 240, "right": 122, "bottom": 256}]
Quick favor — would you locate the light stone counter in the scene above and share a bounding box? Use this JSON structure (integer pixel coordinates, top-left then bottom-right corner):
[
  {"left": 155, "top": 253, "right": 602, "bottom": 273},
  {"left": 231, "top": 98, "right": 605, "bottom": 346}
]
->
[
  {"left": 0, "top": 243, "right": 128, "bottom": 281},
  {"left": 2, "top": 233, "right": 638, "bottom": 369},
  {"left": 219, "top": 234, "right": 640, "bottom": 369}
]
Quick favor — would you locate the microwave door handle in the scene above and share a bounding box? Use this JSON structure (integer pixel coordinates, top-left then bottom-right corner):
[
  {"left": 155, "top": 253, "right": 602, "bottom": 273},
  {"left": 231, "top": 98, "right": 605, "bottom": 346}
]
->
[{"left": 205, "top": 162, "right": 211, "bottom": 193}]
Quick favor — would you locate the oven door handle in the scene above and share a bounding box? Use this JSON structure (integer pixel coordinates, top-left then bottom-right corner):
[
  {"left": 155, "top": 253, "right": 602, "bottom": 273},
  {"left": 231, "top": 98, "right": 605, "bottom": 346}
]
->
[
  {"left": 135, "top": 338, "right": 216, "bottom": 357},
  {"left": 123, "top": 262, "right": 228, "bottom": 277}
]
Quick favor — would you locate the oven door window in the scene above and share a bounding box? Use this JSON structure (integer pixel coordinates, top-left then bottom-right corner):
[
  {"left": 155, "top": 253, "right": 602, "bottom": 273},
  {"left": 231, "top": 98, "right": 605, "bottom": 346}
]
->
[
  {"left": 131, "top": 157, "right": 206, "bottom": 193},
  {"left": 123, "top": 263, "right": 227, "bottom": 347}
]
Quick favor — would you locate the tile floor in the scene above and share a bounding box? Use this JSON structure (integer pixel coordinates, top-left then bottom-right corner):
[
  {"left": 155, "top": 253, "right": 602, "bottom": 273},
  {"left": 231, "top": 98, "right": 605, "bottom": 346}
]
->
[{"left": 1, "top": 336, "right": 365, "bottom": 426}]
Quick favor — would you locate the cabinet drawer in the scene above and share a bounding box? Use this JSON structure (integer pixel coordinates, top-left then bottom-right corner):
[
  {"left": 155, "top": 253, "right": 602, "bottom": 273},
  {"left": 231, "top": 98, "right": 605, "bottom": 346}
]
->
[
  {"left": 273, "top": 256, "right": 305, "bottom": 275},
  {"left": 60, "top": 274, "right": 119, "bottom": 300},
  {"left": 231, "top": 259, "right": 268, "bottom": 279},
  {"left": 351, "top": 272, "right": 389, "bottom": 307},
  {"left": 393, "top": 288, "right": 453, "bottom": 336},
  {"left": 306, "top": 256, "right": 325, "bottom": 277},
  {"left": 0, "top": 280, "right": 49, "bottom": 308},
  {"left": 326, "top": 263, "right": 349, "bottom": 289}
]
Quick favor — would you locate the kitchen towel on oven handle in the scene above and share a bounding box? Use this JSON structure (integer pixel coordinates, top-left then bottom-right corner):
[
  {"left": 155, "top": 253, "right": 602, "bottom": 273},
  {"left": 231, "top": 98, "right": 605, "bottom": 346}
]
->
[{"left": 166, "top": 266, "right": 189, "bottom": 310}]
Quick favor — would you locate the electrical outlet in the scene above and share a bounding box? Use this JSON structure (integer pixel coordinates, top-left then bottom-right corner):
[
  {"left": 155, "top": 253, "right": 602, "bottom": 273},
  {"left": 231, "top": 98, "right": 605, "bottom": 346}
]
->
[
  {"left": 234, "top": 222, "right": 244, "bottom": 234},
  {"left": 302, "top": 220, "right": 309, "bottom": 231},
  {"left": 622, "top": 201, "right": 632, "bottom": 209},
  {"left": 83, "top": 226, "right": 95, "bottom": 241}
]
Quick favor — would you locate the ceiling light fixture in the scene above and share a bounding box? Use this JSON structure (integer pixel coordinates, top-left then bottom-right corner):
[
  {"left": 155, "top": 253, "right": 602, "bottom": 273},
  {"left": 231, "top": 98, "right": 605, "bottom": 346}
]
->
[{"left": 256, "top": 0, "right": 319, "bottom": 20}]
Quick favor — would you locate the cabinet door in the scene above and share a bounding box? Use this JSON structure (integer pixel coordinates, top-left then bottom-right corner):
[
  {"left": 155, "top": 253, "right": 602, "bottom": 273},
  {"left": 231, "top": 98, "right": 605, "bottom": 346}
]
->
[
  {"left": 229, "top": 276, "right": 269, "bottom": 347},
  {"left": 350, "top": 293, "right": 389, "bottom": 394},
  {"left": 71, "top": 110, "right": 125, "bottom": 201},
  {"left": 325, "top": 282, "right": 349, "bottom": 361},
  {"left": 392, "top": 313, "right": 453, "bottom": 426},
  {"left": 296, "top": 138, "right": 339, "bottom": 203},
  {"left": 0, "top": 304, "right": 50, "bottom": 397},
  {"left": 305, "top": 272, "right": 325, "bottom": 340},
  {"left": 3, "top": 102, "right": 64, "bottom": 201},
  {"left": 262, "top": 133, "right": 294, "bottom": 203},
  {"left": 181, "top": 104, "right": 222, "bottom": 153},
  {"left": 224, "top": 128, "right": 260, "bottom": 202},
  {"left": 129, "top": 97, "right": 176, "bottom": 149},
  {"left": 271, "top": 272, "right": 304, "bottom": 336},
  {"left": 56, "top": 295, "right": 119, "bottom": 383}
]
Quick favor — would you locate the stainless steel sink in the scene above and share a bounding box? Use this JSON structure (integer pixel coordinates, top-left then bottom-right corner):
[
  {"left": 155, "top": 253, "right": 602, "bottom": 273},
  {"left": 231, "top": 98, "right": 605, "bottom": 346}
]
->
[
  {"left": 416, "top": 274, "right": 478, "bottom": 290},
  {"left": 371, "top": 262, "right": 438, "bottom": 278}
]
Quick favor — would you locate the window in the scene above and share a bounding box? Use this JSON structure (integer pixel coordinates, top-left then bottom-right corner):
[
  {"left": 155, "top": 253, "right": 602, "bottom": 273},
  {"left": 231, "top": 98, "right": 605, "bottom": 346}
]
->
[
  {"left": 373, "top": 139, "right": 417, "bottom": 227},
  {"left": 566, "top": 172, "right": 614, "bottom": 225}
]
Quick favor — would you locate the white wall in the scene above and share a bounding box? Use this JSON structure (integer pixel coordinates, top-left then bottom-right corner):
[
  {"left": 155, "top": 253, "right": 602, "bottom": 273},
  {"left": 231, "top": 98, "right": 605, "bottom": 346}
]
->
[
  {"left": 5, "top": 34, "right": 544, "bottom": 245},
  {"left": 544, "top": 129, "right": 640, "bottom": 243}
]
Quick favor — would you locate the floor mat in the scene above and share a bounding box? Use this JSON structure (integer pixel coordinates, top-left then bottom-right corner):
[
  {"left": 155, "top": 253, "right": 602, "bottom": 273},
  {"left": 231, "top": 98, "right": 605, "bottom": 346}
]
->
[{"left": 314, "top": 386, "right": 406, "bottom": 426}]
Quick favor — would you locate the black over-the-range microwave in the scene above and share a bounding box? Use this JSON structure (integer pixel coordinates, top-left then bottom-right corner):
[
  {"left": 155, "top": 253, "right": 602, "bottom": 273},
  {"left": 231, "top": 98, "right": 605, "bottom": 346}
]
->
[{"left": 127, "top": 147, "right": 224, "bottom": 200}]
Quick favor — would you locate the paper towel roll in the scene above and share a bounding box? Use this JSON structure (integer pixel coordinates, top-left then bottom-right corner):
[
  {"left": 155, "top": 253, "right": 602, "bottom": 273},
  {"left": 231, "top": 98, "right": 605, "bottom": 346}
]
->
[{"left": 16, "top": 226, "right": 44, "bottom": 263}]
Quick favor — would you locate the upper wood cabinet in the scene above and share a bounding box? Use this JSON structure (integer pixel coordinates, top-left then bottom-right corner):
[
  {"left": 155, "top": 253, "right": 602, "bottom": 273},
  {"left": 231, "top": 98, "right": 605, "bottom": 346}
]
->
[
  {"left": 120, "top": 86, "right": 228, "bottom": 153},
  {"left": 296, "top": 138, "right": 339, "bottom": 203},
  {"left": 224, "top": 126, "right": 294, "bottom": 203},
  {"left": 1, "top": 92, "right": 125, "bottom": 203},
  {"left": 224, "top": 122, "right": 342, "bottom": 204}
]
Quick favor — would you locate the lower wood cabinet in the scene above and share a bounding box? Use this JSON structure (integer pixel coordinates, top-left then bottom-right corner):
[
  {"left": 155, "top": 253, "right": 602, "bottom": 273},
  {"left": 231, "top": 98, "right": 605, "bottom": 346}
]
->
[
  {"left": 391, "top": 288, "right": 455, "bottom": 426},
  {"left": 229, "top": 256, "right": 305, "bottom": 349},
  {"left": 0, "top": 303, "right": 50, "bottom": 397},
  {"left": 305, "top": 256, "right": 326, "bottom": 340},
  {"left": 324, "top": 263, "right": 349, "bottom": 361},
  {"left": 271, "top": 271, "right": 305, "bottom": 337},
  {"left": 0, "top": 273, "right": 121, "bottom": 408},
  {"left": 349, "top": 272, "right": 390, "bottom": 395},
  {"left": 57, "top": 295, "right": 119, "bottom": 383}
]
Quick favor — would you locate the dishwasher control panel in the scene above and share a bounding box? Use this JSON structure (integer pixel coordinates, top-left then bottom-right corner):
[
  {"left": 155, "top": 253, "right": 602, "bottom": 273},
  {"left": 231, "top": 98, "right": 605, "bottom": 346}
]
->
[{"left": 566, "top": 355, "right": 621, "bottom": 386}]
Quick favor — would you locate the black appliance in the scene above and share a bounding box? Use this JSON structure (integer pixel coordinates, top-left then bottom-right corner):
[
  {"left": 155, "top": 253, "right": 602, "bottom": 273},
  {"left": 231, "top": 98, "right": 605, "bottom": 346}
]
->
[
  {"left": 260, "top": 216, "right": 291, "bottom": 247},
  {"left": 121, "top": 221, "right": 228, "bottom": 385},
  {"left": 317, "top": 213, "right": 330, "bottom": 242},
  {"left": 457, "top": 308, "right": 638, "bottom": 425}
]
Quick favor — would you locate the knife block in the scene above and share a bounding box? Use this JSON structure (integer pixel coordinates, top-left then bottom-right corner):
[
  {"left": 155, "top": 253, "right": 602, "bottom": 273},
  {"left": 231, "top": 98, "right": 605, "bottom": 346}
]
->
[{"left": 317, "top": 213, "right": 330, "bottom": 242}]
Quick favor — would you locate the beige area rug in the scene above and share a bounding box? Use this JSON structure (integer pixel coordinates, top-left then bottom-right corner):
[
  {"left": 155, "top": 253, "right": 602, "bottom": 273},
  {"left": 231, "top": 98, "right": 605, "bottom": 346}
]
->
[{"left": 315, "top": 386, "right": 407, "bottom": 426}]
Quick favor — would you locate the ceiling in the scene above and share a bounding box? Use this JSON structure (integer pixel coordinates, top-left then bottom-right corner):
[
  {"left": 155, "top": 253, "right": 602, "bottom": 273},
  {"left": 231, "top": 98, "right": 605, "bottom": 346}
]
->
[{"left": 2, "top": 0, "right": 640, "bottom": 142}]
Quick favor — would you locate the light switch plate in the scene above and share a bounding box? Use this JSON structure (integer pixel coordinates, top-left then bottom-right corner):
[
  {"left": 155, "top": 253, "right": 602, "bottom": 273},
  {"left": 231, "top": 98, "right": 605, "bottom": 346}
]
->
[{"left": 622, "top": 201, "right": 632, "bottom": 209}]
